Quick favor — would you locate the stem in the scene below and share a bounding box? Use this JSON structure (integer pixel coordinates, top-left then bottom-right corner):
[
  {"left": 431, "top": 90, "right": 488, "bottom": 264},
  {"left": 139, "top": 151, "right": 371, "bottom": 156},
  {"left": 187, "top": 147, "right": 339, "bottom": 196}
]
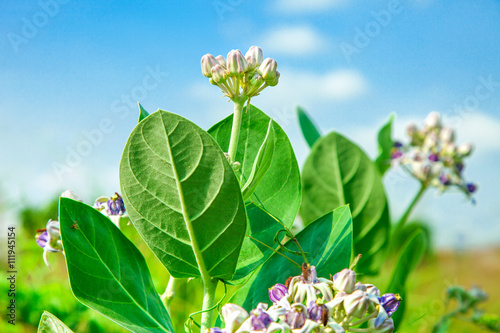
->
[
  {"left": 200, "top": 278, "right": 218, "bottom": 332},
  {"left": 292, "top": 238, "right": 309, "bottom": 265},
  {"left": 161, "top": 276, "right": 178, "bottom": 312},
  {"left": 227, "top": 100, "right": 245, "bottom": 163},
  {"left": 394, "top": 183, "right": 427, "bottom": 236}
]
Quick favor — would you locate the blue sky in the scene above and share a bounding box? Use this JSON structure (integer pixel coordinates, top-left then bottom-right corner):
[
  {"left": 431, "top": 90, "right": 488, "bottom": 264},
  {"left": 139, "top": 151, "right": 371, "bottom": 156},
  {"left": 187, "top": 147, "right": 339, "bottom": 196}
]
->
[{"left": 1, "top": 0, "right": 499, "bottom": 248}]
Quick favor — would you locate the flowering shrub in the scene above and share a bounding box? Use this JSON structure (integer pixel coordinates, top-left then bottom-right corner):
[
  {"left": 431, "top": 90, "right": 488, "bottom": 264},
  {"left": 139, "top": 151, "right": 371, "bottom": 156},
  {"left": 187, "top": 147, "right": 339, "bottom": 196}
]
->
[{"left": 34, "top": 47, "right": 477, "bottom": 333}]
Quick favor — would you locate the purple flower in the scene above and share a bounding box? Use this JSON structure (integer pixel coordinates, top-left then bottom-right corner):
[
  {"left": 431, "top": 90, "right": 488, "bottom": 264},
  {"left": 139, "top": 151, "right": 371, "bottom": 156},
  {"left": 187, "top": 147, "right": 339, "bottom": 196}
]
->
[
  {"left": 250, "top": 308, "right": 272, "bottom": 330},
  {"left": 439, "top": 173, "right": 451, "bottom": 186},
  {"left": 209, "top": 328, "right": 224, "bottom": 333},
  {"left": 378, "top": 293, "right": 401, "bottom": 317},
  {"left": 269, "top": 283, "right": 288, "bottom": 303},
  {"left": 466, "top": 182, "right": 477, "bottom": 194},
  {"left": 394, "top": 141, "right": 403, "bottom": 148},
  {"left": 36, "top": 231, "right": 49, "bottom": 248},
  {"left": 456, "top": 162, "right": 464, "bottom": 173},
  {"left": 428, "top": 153, "right": 439, "bottom": 162},
  {"left": 391, "top": 149, "right": 403, "bottom": 160},
  {"left": 107, "top": 193, "right": 126, "bottom": 215},
  {"left": 308, "top": 301, "right": 328, "bottom": 325},
  {"left": 285, "top": 306, "right": 306, "bottom": 329}
]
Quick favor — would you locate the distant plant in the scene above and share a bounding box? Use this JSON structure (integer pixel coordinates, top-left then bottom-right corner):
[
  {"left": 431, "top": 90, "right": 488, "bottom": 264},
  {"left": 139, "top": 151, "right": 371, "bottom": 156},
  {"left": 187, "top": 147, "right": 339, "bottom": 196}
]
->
[{"left": 433, "top": 286, "right": 499, "bottom": 332}]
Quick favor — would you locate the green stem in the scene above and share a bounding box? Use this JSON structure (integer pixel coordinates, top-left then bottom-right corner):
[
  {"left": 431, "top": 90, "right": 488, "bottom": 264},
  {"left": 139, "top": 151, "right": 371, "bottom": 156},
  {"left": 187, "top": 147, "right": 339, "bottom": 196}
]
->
[
  {"left": 160, "top": 276, "right": 178, "bottom": 313},
  {"left": 200, "top": 278, "right": 218, "bottom": 333},
  {"left": 394, "top": 183, "right": 427, "bottom": 236},
  {"left": 292, "top": 238, "right": 309, "bottom": 265},
  {"left": 228, "top": 100, "right": 245, "bottom": 163}
]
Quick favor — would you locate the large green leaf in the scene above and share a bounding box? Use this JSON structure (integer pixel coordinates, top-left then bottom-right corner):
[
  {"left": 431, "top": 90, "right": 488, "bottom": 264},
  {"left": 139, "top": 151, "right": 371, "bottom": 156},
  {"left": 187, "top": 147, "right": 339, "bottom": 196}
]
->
[
  {"left": 301, "top": 132, "right": 390, "bottom": 275},
  {"left": 375, "top": 114, "right": 395, "bottom": 175},
  {"left": 38, "top": 311, "right": 74, "bottom": 333},
  {"left": 208, "top": 105, "right": 301, "bottom": 280},
  {"left": 230, "top": 206, "right": 353, "bottom": 311},
  {"left": 297, "top": 106, "right": 321, "bottom": 148},
  {"left": 120, "top": 110, "right": 247, "bottom": 279},
  {"left": 385, "top": 228, "right": 427, "bottom": 329},
  {"left": 59, "top": 198, "right": 173, "bottom": 333}
]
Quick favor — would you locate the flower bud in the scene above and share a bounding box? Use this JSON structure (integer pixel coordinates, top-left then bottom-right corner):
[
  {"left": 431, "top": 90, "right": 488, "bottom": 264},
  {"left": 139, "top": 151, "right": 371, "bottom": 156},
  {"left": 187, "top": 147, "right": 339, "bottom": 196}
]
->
[
  {"left": 333, "top": 269, "right": 356, "bottom": 293},
  {"left": 245, "top": 46, "right": 264, "bottom": 69},
  {"left": 216, "top": 55, "right": 227, "bottom": 69},
  {"left": 466, "top": 182, "right": 477, "bottom": 194},
  {"left": 61, "top": 190, "right": 82, "bottom": 202},
  {"left": 36, "top": 231, "right": 49, "bottom": 248},
  {"left": 428, "top": 153, "right": 439, "bottom": 162},
  {"left": 211, "top": 64, "right": 228, "bottom": 84},
  {"left": 344, "top": 290, "right": 370, "bottom": 318},
  {"left": 227, "top": 49, "right": 249, "bottom": 76},
  {"left": 439, "top": 173, "right": 451, "bottom": 186},
  {"left": 424, "top": 111, "right": 441, "bottom": 128},
  {"left": 201, "top": 54, "right": 219, "bottom": 78},
  {"left": 249, "top": 73, "right": 264, "bottom": 88},
  {"left": 308, "top": 301, "right": 329, "bottom": 325},
  {"left": 439, "top": 127, "right": 455, "bottom": 143},
  {"left": 107, "top": 193, "right": 126, "bottom": 216},
  {"left": 94, "top": 196, "right": 108, "bottom": 211},
  {"left": 456, "top": 143, "right": 473, "bottom": 157},
  {"left": 355, "top": 282, "right": 367, "bottom": 292},
  {"left": 368, "top": 317, "right": 394, "bottom": 333},
  {"left": 259, "top": 58, "right": 278, "bottom": 81},
  {"left": 378, "top": 294, "right": 401, "bottom": 317},
  {"left": 221, "top": 303, "right": 249, "bottom": 333},
  {"left": 406, "top": 124, "right": 417, "bottom": 137},
  {"left": 365, "top": 284, "right": 381, "bottom": 297},
  {"left": 268, "top": 70, "right": 280, "bottom": 87},
  {"left": 269, "top": 284, "right": 289, "bottom": 303},
  {"left": 292, "top": 319, "right": 319, "bottom": 333},
  {"left": 209, "top": 328, "right": 224, "bottom": 333}
]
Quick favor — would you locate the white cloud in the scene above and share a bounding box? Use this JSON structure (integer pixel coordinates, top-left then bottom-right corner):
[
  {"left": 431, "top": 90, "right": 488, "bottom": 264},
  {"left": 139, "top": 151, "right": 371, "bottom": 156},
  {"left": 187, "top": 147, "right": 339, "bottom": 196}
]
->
[
  {"left": 453, "top": 112, "right": 500, "bottom": 153},
  {"left": 262, "top": 26, "right": 328, "bottom": 56},
  {"left": 275, "top": 0, "right": 347, "bottom": 13}
]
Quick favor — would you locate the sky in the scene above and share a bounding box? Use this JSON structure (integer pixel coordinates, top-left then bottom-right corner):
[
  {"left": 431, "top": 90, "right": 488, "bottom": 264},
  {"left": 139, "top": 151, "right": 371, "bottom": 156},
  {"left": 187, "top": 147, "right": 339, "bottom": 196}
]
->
[{"left": 1, "top": 0, "right": 499, "bottom": 248}]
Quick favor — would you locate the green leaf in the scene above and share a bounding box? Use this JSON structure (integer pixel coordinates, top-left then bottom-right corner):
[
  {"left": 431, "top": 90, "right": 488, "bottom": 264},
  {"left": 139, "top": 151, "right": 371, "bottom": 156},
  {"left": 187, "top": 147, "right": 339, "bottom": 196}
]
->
[
  {"left": 59, "top": 198, "right": 174, "bottom": 333},
  {"left": 242, "top": 120, "right": 275, "bottom": 200},
  {"left": 297, "top": 106, "right": 321, "bottom": 148},
  {"left": 375, "top": 114, "right": 395, "bottom": 175},
  {"left": 301, "top": 132, "right": 391, "bottom": 275},
  {"left": 208, "top": 105, "right": 301, "bottom": 280},
  {"left": 385, "top": 228, "right": 428, "bottom": 330},
  {"left": 230, "top": 204, "right": 284, "bottom": 282},
  {"left": 138, "top": 103, "right": 150, "bottom": 122},
  {"left": 38, "top": 311, "right": 74, "bottom": 333},
  {"left": 229, "top": 206, "right": 353, "bottom": 311},
  {"left": 120, "top": 110, "right": 247, "bottom": 279}
]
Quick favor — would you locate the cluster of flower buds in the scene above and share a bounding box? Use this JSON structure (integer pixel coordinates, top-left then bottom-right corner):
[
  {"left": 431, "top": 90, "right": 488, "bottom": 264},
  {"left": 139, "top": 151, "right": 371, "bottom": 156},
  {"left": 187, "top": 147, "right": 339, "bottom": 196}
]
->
[
  {"left": 391, "top": 111, "right": 478, "bottom": 197},
  {"left": 210, "top": 264, "right": 400, "bottom": 333},
  {"left": 201, "top": 46, "right": 279, "bottom": 102}
]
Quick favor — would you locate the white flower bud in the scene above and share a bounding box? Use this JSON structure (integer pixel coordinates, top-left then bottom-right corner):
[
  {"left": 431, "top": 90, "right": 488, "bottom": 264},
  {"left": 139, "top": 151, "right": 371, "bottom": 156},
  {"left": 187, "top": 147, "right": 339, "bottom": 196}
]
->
[
  {"left": 365, "top": 284, "right": 381, "bottom": 297},
  {"left": 245, "top": 46, "right": 264, "bottom": 69},
  {"left": 259, "top": 58, "right": 278, "bottom": 81},
  {"left": 355, "top": 282, "right": 367, "bottom": 292},
  {"left": 201, "top": 54, "right": 218, "bottom": 78},
  {"left": 60, "top": 190, "right": 82, "bottom": 201},
  {"left": 439, "top": 127, "right": 455, "bottom": 143},
  {"left": 216, "top": 55, "right": 227, "bottom": 69},
  {"left": 457, "top": 143, "right": 473, "bottom": 156},
  {"left": 344, "top": 290, "right": 370, "bottom": 318},
  {"left": 221, "top": 303, "right": 249, "bottom": 333},
  {"left": 211, "top": 64, "right": 228, "bottom": 84},
  {"left": 333, "top": 269, "right": 356, "bottom": 293},
  {"left": 424, "top": 111, "right": 441, "bottom": 128},
  {"left": 227, "top": 49, "right": 249, "bottom": 76}
]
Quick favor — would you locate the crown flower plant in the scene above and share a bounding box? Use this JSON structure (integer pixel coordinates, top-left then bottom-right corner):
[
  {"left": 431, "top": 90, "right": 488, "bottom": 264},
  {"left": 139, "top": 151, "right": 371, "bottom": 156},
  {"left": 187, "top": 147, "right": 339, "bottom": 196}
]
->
[{"left": 31, "top": 46, "right": 469, "bottom": 333}]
